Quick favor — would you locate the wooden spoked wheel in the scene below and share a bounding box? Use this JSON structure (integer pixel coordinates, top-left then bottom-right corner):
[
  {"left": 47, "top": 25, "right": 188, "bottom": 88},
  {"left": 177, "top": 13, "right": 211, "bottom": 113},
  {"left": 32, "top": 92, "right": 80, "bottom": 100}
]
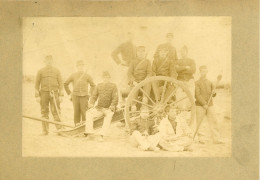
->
[{"left": 124, "top": 76, "right": 195, "bottom": 128}]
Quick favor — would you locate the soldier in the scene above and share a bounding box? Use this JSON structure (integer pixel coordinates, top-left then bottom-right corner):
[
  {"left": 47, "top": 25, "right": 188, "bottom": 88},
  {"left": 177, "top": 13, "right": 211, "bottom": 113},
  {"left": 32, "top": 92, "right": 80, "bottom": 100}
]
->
[
  {"left": 111, "top": 32, "right": 136, "bottom": 67},
  {"left": 35, "top": 55, "right": 64, "bottom": 135},
  {"left": 158, "top": 105, "right": 193, "bottom": 152},
  {"left": 129, "top": 106, "right": 161, "bottom": 152},
  {"left": 154, "top": 33, "right": 178, "bottom": 64},
  {"left": 128, "top": 45, "right": 152, "bottom": 110},
  {"left": 84, "top": 71, "right": 118, "bottom": 142},
  {"left": 195, "top": 66, "right": 224, "bottom": 144},
  {"left": 175, "top": 46, "right": 196, "bottom": 99},
  {"left": 64, "top": 60, "right": 95, "bottom": 126},
  {"left": 111, "top": 32, "right": 136, "bottom": 107}
]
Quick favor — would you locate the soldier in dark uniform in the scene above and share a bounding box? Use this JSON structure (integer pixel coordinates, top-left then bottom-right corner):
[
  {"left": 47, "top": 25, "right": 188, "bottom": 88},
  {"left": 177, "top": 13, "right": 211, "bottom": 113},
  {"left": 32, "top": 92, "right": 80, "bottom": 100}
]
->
[
  {"left": 84, "top": 71, "right": 118, "bottom": 142},
  {"left": 154, "top": 33, "right": 178, "bottom": 64},
  {"left": 35, "top": 55, "right": 64, "bottom": 135},
  {"left": 64, "top": 60, "right": 96, "bottom": 126}
]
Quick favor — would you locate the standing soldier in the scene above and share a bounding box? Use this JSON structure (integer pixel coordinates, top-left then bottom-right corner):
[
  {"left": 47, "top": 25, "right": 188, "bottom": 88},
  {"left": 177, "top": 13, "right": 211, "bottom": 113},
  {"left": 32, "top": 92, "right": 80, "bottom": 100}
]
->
[
  {"left": 195, "top": 66, "right": 224, "bottom": 144},
  {"left": 128, "top": 45, "right": 152, "bottom": 110},
  {"left": 64, "top": 60, "right": 95, "bottom": 126},
  {"left": 35, "top": 55, "right": 64, "bottom": 135},
  {"left": 154, "top": 33, "right": 178, "bottom": 64},
  {"left": 84, "top": 71, "right": 118, "bottom": 142},
  {"left": 111, "top": 32, "right": 136, "bottom": 107}
]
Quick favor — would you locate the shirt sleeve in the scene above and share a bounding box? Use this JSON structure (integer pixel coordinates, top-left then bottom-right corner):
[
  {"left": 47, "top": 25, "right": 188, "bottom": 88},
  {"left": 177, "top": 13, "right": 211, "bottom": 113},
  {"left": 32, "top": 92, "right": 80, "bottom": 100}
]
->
[
  {"left": 195, "top": 82, "right": 207, "bottom": 106},
  {"left": 90, "top": 85, "right": 98, "bottom": 105},
  {"left": 64, "top": 74, "right": 73, "bottom": 95},
  {"left": 110, "top": 85, "right": 119, "bottom": 107},
  {"left": 35, "top": 70, "right": 41, "bottom": 97},
  {"left": 57, "top": 70, "right": 64, "bottom": 96},
  {"left": 87, "top": 75, "right": 96, "bottom": 96},
  {"left": 111, "top": 44, "right": 123, "bottom": 64}
]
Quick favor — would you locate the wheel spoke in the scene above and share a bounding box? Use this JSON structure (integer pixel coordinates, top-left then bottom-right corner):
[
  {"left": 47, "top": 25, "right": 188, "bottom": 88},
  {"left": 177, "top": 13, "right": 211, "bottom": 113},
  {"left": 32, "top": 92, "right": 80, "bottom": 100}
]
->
[
  {"left": 160, "top": 81, "right": 167, "bottom": 104},
  {"left": 132, "top": 99, "right": 154, "bottom": 109},
  {"left": 162, "top": 86, "right": 178, "bottom": 105},
  {"left": 168, "top": 96, "right": 188, "bottom": 107},
  {"left": 139, "top": 87, "right": 156, "bottom": 105},
  {"left": 151, "top": 81, "right": 160, "bottom": 103}
]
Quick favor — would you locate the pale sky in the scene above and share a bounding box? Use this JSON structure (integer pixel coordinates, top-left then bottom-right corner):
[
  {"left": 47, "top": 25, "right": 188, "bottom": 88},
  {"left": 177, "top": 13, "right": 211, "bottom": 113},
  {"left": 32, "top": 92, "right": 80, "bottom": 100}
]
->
[{"left": 23, "top": 17, "right": 231, "bottom": 83}]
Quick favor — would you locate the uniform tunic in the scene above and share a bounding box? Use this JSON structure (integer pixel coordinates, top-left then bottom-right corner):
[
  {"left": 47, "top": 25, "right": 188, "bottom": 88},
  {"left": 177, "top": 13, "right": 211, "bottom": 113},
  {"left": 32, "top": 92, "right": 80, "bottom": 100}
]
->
[
  {"left": 195, "top": 78, "right": 216, "bottom": 106},
  {"left": 128, "top": 58, "right": 152, "bottom": 83},
  {"left": 154, "top": 43, "right": 178, "bottom": 63},
  {"left": 129, "top": 117, "right": 155, "bottom": 135},
  {"left": 64, "top": 72, "right": 95, "bottom": 97},
  {"left": 111, "top": 41, "right": 136, "bottom": 66},
  {"left": 90, "top": 82, "right": 118, "bottom": 109},
  {"left": 152, "top": 58, "right": 177, "bottom": 78},
  {"left": 176, "top": 58, "right": 196, "bottom": 81}
]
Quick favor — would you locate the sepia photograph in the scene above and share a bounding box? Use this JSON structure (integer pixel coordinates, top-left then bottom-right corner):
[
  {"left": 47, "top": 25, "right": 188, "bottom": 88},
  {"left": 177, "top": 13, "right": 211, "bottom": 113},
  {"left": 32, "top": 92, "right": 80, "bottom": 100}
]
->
[{"left": 22, "top": 17, "right": 231, "bottom": 157}]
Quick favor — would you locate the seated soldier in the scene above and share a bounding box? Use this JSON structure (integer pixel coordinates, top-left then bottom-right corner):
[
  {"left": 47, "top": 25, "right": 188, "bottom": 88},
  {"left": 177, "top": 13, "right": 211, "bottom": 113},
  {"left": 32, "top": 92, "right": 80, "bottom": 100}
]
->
[
  {"left": 128, "top": 45, "right": 152, "bottom": 111},
  {"left": 84, "top": 71, "right": 118, "bottom": 142},
  {"left": 129, "top": 106, "right": 161, "bottom": 152},
  {"left": 158, "top": 105, "right": 193, "bottom": 152}
]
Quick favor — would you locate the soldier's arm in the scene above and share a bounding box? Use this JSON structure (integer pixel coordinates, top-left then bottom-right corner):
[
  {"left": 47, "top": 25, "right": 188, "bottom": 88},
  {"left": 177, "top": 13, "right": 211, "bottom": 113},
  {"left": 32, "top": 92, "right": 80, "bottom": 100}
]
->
[
  {"left": 152, "top": 60, "right": 157, "bottom": 76},
  {"left": 110, "top": 85, "right": 119, "bottom": 108},
  {"left": 87, "top": 75, "right": 96, "bottom": 96},
  {"left": 211, "top": 82, "right": 217, "bottom": 97},
  {"left": 170, "top": 60, "right": 178, "bottom": 79},
  {"left": 146, "top": 60, "right": 152, "bottom": 78},
  {"left": 89, "top": 85, "right": 98, "bottom": 105},
  {"left": 35, "top": 70, "right": 41, "bottom": 97},
  {"left": 64, "top": 74, "right": 73, "bottom": 95},
  {"left": 57, "top": 70, "right": 64, "bottom": 96},
  {"left": 128, "top": 62, "right": 135, "bottom": 83},
  {"left": 195, "top": 82, "right": 207, "bottom": 105},
  {"left": 111, "top": 44, "right": 122, "bottom": 65}
]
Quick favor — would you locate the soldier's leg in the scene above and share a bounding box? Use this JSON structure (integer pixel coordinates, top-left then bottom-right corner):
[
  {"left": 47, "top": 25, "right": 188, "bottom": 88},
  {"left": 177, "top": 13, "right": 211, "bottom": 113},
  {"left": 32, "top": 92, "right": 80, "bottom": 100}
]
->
[
  {"left": 85, "top": 108, "right": 104, "bottom": 134},
  {"left": 206, "top": 106, "right": 221, "bottom": 142},
  {"left": 98, "top": 109, "right": 114, "bottom": 136},
  {"left": 50, "top": 91, "right": 62, "bottom": 129},
  {"left": 174, "top": 136, "right": 193, "bottom": 148},
  {"left": 131, "top": 131, "right": 150, "bottom": 150},
  {"left": 159, "top": 137, "right": 184, "bottom": 152},
  {"left": 72, "top": 95, "right": 81, "bottom": 125},
  {"left": 40, "top": 91, "right": 50, "bottom": 134},
  {"left": 142, "top": 82, "right": 151, "bottom": 103},
  {"left": 147, "top": 133, "right": 161, "bottom": 148},
  {"left": 196, "top": 106, "right": 207, "bottom": 142},
  {"left": 79, "top": 96, "right": 88, "bottom": 123}
]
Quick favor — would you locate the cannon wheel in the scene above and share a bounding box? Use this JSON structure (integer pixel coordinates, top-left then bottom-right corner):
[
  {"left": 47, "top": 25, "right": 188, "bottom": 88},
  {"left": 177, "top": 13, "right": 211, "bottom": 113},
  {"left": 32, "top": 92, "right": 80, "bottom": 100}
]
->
[{"left": 124, "top": 76, "right": 195, "bottom": 128}]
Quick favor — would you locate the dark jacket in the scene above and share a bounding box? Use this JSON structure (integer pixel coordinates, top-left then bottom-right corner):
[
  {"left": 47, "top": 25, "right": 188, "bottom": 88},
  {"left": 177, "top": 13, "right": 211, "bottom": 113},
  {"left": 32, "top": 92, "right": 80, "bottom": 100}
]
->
[
  {"left": 154, "top": 43, "right": 178, "bottom": 63},
  {"left": 64, "top": 72, "right": 95, "bottom": 97},
  {"left": 35, "top": 66, "right": 63, "bottom": 97},
  {"left": 89, "top": 82, "right": 118, "bottom": 108},
  {"left": 111, "top": 41, "right": 136, "bottom": 66},
  {"left": 176, "top": 58, "right": 196, "bottom": 81},
  {"left": 152, "top": 58, "right": 177, "bottom": 78},
  {"left": 130, "top": 117, "right": 155, "bottom": 135},
  {"left": 128, "top": 58, "right": 152, "bottom": 83},
  {"left": 195, "top": 78, "right": 216, "bottom": 106}
]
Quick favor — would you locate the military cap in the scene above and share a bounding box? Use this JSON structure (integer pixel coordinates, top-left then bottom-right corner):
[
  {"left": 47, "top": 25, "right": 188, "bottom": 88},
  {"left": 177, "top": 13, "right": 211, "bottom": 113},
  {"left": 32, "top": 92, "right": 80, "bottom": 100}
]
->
[
  {"left": 102, "top": 71, "right": 111, "bottom": 78},
  {"left": 76, "top": 60, "right": 85, "bottom": 66}
]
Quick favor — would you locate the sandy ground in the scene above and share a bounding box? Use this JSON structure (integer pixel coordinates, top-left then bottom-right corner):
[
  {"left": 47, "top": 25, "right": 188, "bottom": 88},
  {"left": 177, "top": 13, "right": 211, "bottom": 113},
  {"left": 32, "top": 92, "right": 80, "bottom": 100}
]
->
[{"left": 22, "top": 83, "right": 231, "bottom": 157}]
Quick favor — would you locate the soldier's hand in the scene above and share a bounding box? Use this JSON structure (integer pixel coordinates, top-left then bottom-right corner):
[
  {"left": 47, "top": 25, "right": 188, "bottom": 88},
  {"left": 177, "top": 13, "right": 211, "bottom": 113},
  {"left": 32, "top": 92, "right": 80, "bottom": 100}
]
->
[
  {"left": 59, "top": 96, "right": 63, "bottom": 103},
  {"left": 152, "top": 125, "right": 159, "bottom": 134},
  {"left": 88, "top": 103, "right": 94, "bottom": 109},
  {"left": 109, "top": 106, "right": 116, "bottom": 112},
  {"left": 36, "top": 97, "right": 41, "bottom": 103}
]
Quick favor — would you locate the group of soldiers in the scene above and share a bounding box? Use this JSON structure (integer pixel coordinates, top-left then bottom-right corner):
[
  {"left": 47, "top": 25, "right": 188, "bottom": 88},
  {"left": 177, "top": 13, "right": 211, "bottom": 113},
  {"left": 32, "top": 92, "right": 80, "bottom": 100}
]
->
[{"left": 34, "top": 32, "right": 224, "bottom": 149}]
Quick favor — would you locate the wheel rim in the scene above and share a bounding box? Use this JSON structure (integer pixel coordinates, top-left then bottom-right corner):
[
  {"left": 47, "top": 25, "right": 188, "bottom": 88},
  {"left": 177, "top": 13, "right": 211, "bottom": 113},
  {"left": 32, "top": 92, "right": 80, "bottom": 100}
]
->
[{"left": 124, "top": 76, "right": 195, "bottom": 128}]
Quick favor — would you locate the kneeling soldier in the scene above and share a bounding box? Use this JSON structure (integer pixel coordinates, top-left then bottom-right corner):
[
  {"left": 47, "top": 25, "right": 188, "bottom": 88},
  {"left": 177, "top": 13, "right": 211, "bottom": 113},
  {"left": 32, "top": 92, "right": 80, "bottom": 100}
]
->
[
  {"left": 84, "top": 71, "right": 118, "bottom": 142},
  {"left": 35, "top": 55, "right": 64, "bottom": 135},
  {"left": 64, "top": 60, "right": 95, "bottom": 126}
]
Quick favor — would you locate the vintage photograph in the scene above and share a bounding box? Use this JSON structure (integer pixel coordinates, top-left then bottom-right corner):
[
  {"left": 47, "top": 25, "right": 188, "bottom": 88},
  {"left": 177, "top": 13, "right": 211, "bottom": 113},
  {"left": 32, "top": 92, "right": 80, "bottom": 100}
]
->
[{"left": 22, "top": 17, "right": 231, "bottom": 157}]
